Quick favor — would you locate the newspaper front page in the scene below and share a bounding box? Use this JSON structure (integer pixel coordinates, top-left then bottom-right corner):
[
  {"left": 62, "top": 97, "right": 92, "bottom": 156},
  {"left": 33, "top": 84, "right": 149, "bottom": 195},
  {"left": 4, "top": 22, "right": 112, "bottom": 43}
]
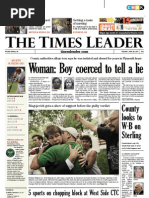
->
[{"left": 3, "top": 1, "right": 147, "bottom": 198}]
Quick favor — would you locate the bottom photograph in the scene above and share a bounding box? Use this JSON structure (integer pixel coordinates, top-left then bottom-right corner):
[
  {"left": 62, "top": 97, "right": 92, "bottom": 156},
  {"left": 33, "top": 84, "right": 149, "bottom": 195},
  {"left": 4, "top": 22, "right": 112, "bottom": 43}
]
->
[{"left": 28, "top": 110, "right": 119, "bottom": 175}]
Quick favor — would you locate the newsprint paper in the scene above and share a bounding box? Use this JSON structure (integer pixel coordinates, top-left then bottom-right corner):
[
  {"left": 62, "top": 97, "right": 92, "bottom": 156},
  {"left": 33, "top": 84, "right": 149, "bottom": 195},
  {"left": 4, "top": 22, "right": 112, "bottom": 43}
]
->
[{"left": 1, "top": 1, "right": 149, "bottom": 198}]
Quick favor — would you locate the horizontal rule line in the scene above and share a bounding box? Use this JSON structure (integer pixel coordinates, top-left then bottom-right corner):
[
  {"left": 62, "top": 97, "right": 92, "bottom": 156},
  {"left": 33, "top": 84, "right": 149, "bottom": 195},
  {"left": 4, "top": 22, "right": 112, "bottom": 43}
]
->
[
  {"left": 122, "top": 150, "right": 144, "bottom": 151},
  {"left": 7, "top": 104, "right": 25, "bottom": 105},
  {"left": 122, "top": 102, "right": 144, "bottom": 103},
  {"left": 7, "top": 124, "right": 25, "bottom": 125},
  {"left": 7, "top": 113, "right": 25, "bottom": 114},
  {"left": 29, "top": 102, "right": 118, "bottom": 103},
  {"left": 6, "top": 187, "right": 27, "bottom": 189},
  {"left": 29, "top": 187, "right": 119, "bottom": 188},
  {"left": 7, "top": 134, "right": 25, "bottom": 136},
  {"left": 5, "top": 53, "right": 143, "bottom": 55},
  {"left": 5, "top": 49, "right": 144, "bottom": 51}
]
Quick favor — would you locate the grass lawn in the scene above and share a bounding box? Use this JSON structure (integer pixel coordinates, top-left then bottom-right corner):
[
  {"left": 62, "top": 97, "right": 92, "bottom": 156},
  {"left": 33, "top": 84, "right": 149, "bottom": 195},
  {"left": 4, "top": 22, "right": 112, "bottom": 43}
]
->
[
  {"left": 7, "top": 82, "right": 18, "bottom": 94},
  {"left": 97, "top": 149, "right": 109, "bottom": 174}
]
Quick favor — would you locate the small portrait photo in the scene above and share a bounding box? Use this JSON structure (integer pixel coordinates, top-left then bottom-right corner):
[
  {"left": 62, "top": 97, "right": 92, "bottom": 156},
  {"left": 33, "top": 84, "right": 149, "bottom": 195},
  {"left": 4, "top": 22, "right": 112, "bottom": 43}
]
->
[
  {"left": 134, "top": 166, "right": 144, "bottom": 179},
  {"left": 134, "top": 183, "right": 144, "bottom": 195},
  {"left": 52, "top": 77, "right": 62, "bottom": 90},
  {"left": 64, "top": 77, "right": 74, "bottom": 90},
  {"left": 7, "top": 67, "right": 25, "bottom": 94}
]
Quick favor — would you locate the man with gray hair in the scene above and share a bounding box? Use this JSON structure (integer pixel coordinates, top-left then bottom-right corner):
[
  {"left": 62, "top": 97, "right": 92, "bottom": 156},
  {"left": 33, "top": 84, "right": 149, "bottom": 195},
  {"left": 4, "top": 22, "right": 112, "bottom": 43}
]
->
[
  {"left": 134, "top": 167, "right": 144, "bottom": 178},
  {"left": 134, "top": 183, "right": 144, "bottom": 195}
]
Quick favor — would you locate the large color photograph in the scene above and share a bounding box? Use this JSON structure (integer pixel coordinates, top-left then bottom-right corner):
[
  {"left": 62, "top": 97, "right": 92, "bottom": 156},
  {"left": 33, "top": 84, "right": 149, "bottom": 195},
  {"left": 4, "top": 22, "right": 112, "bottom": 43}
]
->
[{"left": 29, "top": 110, "right": 119, "bottom": 175}]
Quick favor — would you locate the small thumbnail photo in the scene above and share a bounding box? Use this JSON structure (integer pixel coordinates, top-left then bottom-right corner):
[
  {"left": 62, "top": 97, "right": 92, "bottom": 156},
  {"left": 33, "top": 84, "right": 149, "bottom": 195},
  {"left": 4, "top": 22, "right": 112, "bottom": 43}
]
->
[
  {"left": 52, "top": 18, "right": 72, "bottom": 34},
  {"left": 52, "top": 77, "right": 62, "bottom": 90},
  {"left": 134, "top": 182, "right": 144, "bottom": 195},
  {"left": 134, "top": 166, "right": 144, "bottom": 179},
  {"left": 5, "top": 26, "right": 27, "bottom": 34},
  {"left": 64, "top": 77, "right": 74, "bottom": 90},
  {"left": 7, "top": 67, "right": 25, "bottom": 94}
]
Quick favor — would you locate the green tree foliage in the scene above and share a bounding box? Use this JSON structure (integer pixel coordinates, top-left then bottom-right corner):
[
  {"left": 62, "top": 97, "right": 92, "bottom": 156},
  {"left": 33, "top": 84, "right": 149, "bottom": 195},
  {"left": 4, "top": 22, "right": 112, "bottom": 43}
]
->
[
  {"left": 96, "top": 149, "right": 109, "bottom": 174},
  {"left": 29, "top": 110, "right": 65, "bottom": 147},
  {"left": 29, "top": 110, "right": 92, "bottom": 135},
  {"left": 29, "top": 110, "right": 64, "bottom": 131},
  {"left": 29, "top": 110, "right": 64, "bottom": 137},
  {"left": 63, "top": 110, "right": 92, "bottom": 131},
  {"left": 29, "top": 110, "right": 92, "bottom": 147}
]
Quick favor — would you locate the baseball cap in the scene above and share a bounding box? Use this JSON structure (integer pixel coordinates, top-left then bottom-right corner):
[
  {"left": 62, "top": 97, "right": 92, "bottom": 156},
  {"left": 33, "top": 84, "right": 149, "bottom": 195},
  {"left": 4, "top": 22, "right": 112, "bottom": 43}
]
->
[
  {"left": 15, "top": 68, "right": 21, "bottom": 72},
  {"left": 60, "top": 127, "right": 78, "bottom": 138},
  {"left": 21, "top": 68, "right": 24, "bottom": 72}
]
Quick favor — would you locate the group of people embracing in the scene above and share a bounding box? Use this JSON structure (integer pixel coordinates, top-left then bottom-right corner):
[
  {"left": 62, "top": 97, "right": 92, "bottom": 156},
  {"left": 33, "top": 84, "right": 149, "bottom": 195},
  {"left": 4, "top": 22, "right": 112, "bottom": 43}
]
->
[{"left": 30, "top": 110, "right": 119, "bottom": 175}]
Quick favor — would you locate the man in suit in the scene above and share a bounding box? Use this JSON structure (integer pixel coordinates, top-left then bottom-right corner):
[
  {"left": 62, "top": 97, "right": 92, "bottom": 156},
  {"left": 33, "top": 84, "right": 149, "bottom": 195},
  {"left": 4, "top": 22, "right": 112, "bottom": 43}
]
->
[
  {"left": 29, "top": 135, "right": 47, "bottom": 155},
  {"left": 134, "top": 183, "right": 144, "bottom": 195}
]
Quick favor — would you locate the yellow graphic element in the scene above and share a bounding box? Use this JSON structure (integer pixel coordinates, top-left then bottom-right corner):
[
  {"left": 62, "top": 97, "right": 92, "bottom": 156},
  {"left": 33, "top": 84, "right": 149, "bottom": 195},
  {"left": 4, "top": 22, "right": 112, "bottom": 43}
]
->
[
  {"left": 107, "top": 18, "right": 114, "bottom": 23},
  {"left": 99, "top": 24, "right": 115, "bottom": 31},
  {"left": 135, "top": 5, "right": 140, "bottom": 10}
]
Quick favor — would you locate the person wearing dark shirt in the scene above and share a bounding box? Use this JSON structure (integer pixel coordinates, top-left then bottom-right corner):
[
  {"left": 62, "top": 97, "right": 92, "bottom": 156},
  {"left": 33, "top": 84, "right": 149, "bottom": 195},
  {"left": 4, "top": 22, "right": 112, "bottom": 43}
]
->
[
  {"left": 74, "top": 110, "right": 119, "bottom": 174},
  {"left": 29, "top": 135, "right": 46, "bottom": 155},
  {"left": 97, "top": 127, "right": 119, "bottom": 174},
  {"left": 52, "top": 77, "right": 62, "bottom": 89}
]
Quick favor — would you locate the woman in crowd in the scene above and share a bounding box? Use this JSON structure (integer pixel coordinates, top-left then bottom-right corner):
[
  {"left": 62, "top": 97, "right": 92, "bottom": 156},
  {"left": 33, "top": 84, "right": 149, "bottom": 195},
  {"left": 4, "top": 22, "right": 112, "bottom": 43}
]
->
[{"left": 82, "top": 135, "right": 101, "bottom": 174}]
